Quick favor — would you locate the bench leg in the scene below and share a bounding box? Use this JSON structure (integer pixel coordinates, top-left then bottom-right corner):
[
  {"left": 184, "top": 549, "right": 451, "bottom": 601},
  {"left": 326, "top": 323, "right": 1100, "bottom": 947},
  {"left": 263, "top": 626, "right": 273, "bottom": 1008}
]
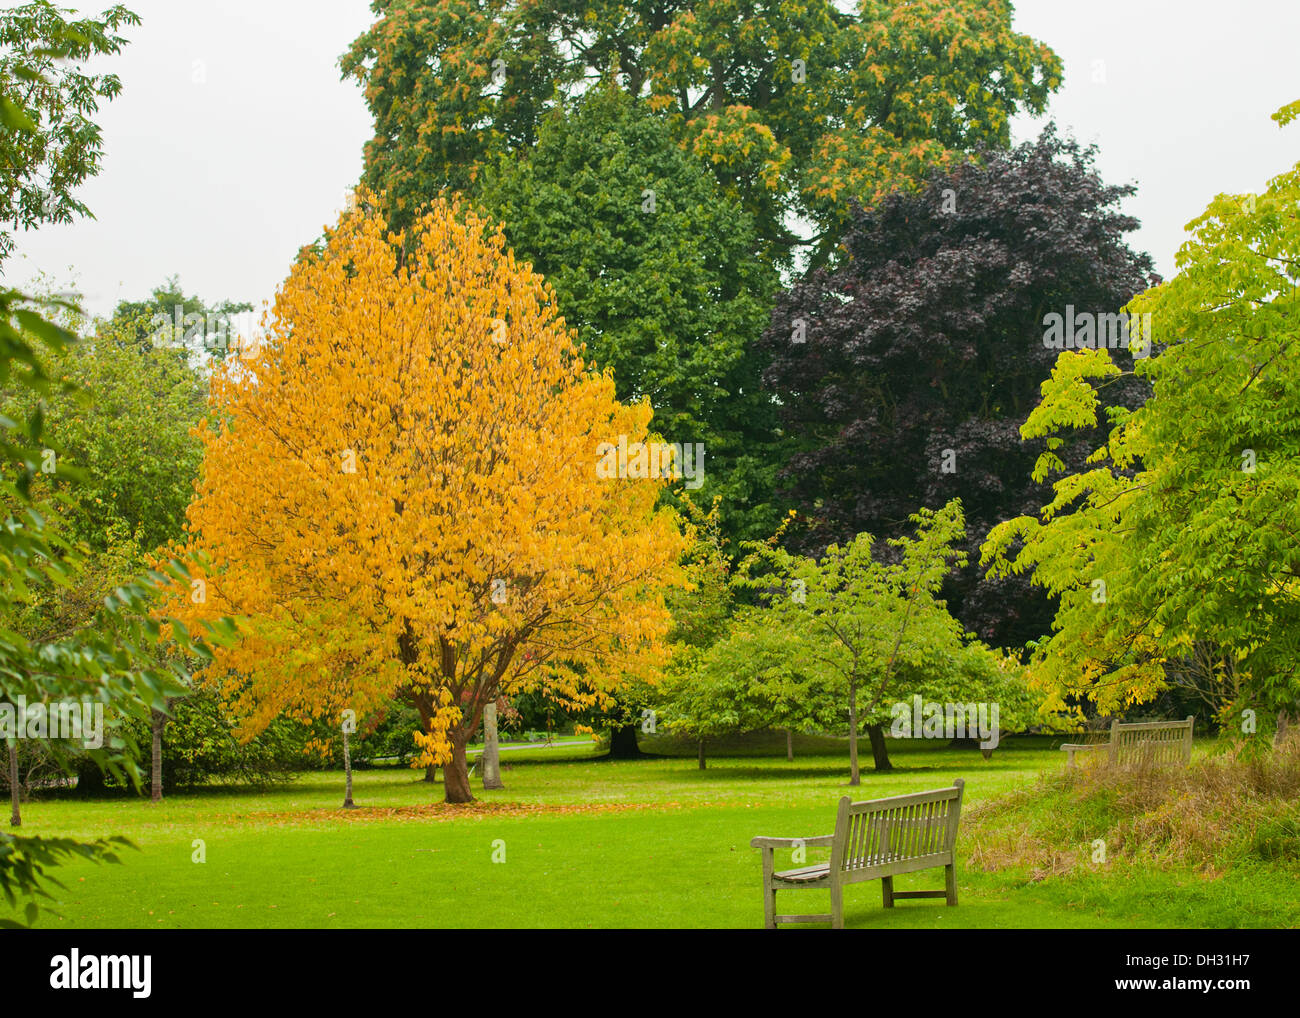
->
[
  {"left": 830, "top": 882, "right": 844, "bottom": 930},
  {"left": 881, "top": 876, "right": 894, "bottom": 908},
  {"left": 761, "top": 849, "right": 777, "bottom": 929},
  {"left": 945, "top": 863, "right": 958, "bottom": 907}
]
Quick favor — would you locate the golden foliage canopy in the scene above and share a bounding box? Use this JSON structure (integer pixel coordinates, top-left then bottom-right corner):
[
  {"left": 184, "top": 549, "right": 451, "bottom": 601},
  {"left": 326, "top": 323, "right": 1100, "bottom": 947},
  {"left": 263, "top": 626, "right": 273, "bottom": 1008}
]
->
[{"left": 175, "top": 195, "right": 686, "bottom": 764}]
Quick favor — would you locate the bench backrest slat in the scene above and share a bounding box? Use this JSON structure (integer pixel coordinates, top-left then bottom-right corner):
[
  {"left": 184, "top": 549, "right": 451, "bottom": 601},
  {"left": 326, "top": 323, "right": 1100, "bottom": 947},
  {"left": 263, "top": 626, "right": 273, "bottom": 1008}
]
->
[{"left": 831, "top": 780, "right": 964, "bottom": 873}]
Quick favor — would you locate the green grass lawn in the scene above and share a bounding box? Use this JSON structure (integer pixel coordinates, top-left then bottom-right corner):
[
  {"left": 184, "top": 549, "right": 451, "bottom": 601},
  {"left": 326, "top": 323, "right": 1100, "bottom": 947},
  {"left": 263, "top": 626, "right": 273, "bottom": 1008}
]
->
[{"left": 7, "top": 733, "right": 1296, "bottom": 929}]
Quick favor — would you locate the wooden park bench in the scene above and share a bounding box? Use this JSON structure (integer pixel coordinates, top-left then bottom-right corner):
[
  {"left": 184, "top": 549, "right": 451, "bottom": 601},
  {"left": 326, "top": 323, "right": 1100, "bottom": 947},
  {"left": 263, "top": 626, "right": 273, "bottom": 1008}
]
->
[
  {"left": 750, "top": 780, "right": 964, "bottom": 930},
  {"left": 1060, "top": 715, "right": 1194, "bottom": 768}
]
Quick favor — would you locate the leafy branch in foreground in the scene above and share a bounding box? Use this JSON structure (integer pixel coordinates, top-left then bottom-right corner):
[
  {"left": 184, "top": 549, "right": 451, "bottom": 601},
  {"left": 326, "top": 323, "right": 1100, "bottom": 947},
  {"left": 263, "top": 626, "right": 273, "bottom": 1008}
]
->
[{"left": 0, "top": 831, "right": 132, "bottom": 928}]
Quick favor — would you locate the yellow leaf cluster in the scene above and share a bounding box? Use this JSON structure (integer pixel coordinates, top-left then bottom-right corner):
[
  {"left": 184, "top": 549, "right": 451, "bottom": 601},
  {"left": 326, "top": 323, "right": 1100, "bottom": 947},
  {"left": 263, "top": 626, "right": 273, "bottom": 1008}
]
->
[{"left": 173, "top": 194, "right": 686, "bottom": 760}]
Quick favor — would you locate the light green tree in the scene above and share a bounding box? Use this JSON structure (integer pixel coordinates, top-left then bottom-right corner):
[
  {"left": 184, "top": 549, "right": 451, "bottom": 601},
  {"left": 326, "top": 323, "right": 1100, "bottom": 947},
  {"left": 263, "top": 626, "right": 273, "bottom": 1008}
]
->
[
  {"left": 982, "top": 100, "right": 1300, "bottom": 736},
  {"left": 687, "top": 500, "right": 1040, "bottom": 781}
]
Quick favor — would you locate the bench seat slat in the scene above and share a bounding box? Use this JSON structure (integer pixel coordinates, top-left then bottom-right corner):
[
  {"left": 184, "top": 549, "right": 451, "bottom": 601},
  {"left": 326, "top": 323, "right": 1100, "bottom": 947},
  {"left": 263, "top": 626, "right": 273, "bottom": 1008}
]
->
[
  {"left": 850, "top": 786, "right": 962, "bottom": 811},
  {"left": 773, "top": 863, "right": 831, "bottom": 884},
  {"left": 842, "top": 851, "right": 953, "bottom": 882}
]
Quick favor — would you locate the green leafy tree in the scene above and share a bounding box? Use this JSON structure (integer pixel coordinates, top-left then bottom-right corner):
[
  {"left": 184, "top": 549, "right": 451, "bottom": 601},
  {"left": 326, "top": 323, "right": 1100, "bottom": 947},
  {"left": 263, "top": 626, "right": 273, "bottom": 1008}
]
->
[
  {"left": 652, "top": 500, "right": 831, "bottom": 764},
  {"left": 105, "top": 276, "right": 253, "bottom": 360},
  {"left": 720, "top": 499, "right": 1034, "bottom": 780},
  {"left": 0, "top": 5, "right": 233, "bottom": 923},
  {"left": 1, "top": 282, "right": 227, "bottom": 803},
  {"left": 478, "top": 85, "right": 782, "bottom": 540},
  {"left": 1, "top": 298, "right": 208, "bottom": 555},
  {"left": 342, "top": 0, "right": 1060, "bottom": 268},
  {"left": 0, "top": 2, "right": 139, "bottom": 264},
  {"left": 657, "top": 616, "right": 839, "bottom": 768},
  {"left": 655, "top": 498, "right": 1043, "bottom": 771},
  {"left": 114, "top": 681, "right": 319, "bottom": 791},
  {"left": 0, "top": 296, "right": 223, "bottom": 919},
  {"left": 982, "top": 101, "right": 1300, "bottom": 736}
]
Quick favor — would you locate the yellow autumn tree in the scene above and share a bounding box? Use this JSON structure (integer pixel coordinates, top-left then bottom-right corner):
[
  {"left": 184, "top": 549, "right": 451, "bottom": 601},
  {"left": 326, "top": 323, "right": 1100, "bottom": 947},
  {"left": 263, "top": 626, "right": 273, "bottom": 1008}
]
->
[{"left": 174, "top": 194, "right": 686, "bottom": 802}]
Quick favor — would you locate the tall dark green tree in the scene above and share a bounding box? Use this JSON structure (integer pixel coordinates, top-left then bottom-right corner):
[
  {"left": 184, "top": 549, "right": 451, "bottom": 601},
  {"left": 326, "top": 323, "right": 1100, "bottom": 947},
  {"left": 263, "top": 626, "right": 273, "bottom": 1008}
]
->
[{"left": 478, "top": 84, "right": 781, "bottom": 540}]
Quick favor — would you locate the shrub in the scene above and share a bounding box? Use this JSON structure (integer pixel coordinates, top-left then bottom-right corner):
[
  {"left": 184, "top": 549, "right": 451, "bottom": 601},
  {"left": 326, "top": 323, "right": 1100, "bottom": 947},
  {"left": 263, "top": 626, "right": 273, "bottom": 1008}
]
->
[{"left": 70, "top": 687, "right": 318, "bottom": 794}]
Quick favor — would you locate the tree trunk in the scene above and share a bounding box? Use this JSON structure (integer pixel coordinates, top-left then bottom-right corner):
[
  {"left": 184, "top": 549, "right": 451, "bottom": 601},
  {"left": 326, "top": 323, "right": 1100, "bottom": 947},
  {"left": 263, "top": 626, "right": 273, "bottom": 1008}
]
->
[
  {"left": 867, "top": 723, "right": 893, "bottom": 772},
  {"left": 786, "top": 728, "right": 794, "bottom": 761},
  {"left": 1275, "top": 708, "right": 1297, "bottom": 749},
  {"left": 443, "top": 727, "right": 475, "bottom": 804},
  {"left": 608, "top": 723, "right": 641, "bottom": 759},
  {"left": 7, "top": 741, "right": 19, "bottom": 827},
  {"left": 698, "top": 738, "right": 706, "bottom": 770},
  {"left": 412, "top": 687, "right": 439, "bottom": 784},
  {"left": 342, "top": 723, "right": 356, "bottom": 808},
  {"left": 75, "top": 758, "right": 106, "bottom": 797},
  {"left": 150, "top": 709, "right": 165, "bottom": 804},
  {"left": 847, "top": 677, "right": 860, "bottom": 785},
  {"left": 481, "top": 700, "right": 504, "bottom": 790}
]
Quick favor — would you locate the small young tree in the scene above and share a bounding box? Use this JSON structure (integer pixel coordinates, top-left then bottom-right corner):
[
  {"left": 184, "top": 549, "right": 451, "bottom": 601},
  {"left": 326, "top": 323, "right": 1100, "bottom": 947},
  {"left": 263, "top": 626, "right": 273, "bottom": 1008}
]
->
[
  {"left": 657, "top": 628, "right": 838, "bottom": 768},
  {"left": 732, "top": 500, "right": 978, "bottom": 781}
]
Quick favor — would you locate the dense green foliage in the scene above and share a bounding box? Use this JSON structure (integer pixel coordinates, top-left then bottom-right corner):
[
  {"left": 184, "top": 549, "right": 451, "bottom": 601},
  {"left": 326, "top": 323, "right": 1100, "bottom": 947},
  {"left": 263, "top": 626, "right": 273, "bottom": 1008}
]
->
[
  {"left": 0, "top": 8, "right": 233, "bottom": 922},
  {"left": 121, "top": 686, "right": 318, "bottom": 790},
  {"left": 1, "top": 306, "right": 207, "bottom": 554},
  {"left": 656, "top": 500, "right": 1043, "bottom": 776},
  {"left": 342, "top": 0, "right": 1061, "bottom": 268},
  {"left": 478, "top": 86, "right": 782, "bottom": 539}
]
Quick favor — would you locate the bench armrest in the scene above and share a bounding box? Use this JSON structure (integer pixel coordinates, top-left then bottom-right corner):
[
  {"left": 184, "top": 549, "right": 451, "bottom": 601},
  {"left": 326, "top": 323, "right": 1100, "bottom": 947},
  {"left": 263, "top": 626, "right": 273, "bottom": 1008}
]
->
[
  {"left": 1058, "top": 743, "right": 1105, "bottom": 752},
  {"left": 750, "top": 835, "right": 833, "bottom": 849}
]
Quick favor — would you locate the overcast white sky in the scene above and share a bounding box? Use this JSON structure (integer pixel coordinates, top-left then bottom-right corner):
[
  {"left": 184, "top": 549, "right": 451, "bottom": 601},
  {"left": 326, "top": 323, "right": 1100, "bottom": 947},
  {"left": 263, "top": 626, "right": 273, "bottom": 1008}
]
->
[{"left": 8, "top": 0, "right": 1300, "bottom": 319}]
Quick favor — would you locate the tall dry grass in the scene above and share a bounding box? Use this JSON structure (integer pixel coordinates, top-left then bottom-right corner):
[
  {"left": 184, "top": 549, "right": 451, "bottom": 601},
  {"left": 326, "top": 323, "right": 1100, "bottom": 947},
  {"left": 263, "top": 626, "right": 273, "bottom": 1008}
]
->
[{"left": 966, "top": 738, "right": 1300, "bottom": 879}]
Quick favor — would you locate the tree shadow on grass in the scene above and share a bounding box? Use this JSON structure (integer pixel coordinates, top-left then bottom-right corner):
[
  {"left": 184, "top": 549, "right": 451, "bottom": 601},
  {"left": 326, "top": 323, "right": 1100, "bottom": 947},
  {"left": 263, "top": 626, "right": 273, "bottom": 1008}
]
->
[{"left": 675, "top": 763, "right": 961, "bottom": 782}]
